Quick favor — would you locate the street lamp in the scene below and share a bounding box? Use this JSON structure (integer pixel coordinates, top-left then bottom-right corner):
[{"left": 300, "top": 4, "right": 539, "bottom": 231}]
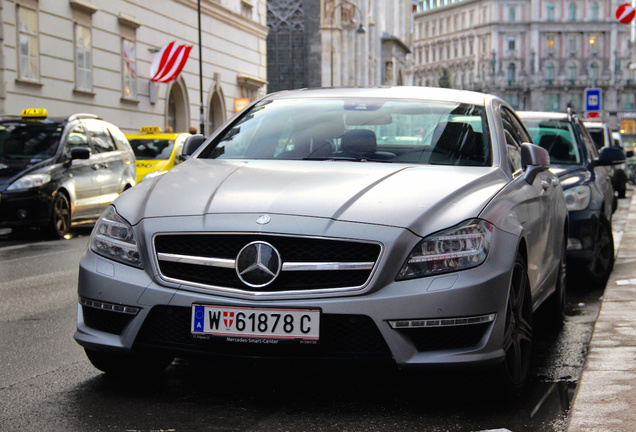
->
[
  {"left": 330, "top": 1, "right": 366, "bottom": 87},
  {"left": 197, "top": 0, "right": 205, "bottom": 135}
]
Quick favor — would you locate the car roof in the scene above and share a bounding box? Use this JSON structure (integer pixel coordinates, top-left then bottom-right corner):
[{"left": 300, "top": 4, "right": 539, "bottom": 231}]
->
[
  {"left": 583, "top": 121, "right": 609, "bottom": 129},
  {"left": 262, "top": 86, "right": 493, "bottom": 106},
  {"left": 516, "top": 111, "right": 570, "bottom": 121},
  {"left": 0, "top": 112, "right": 101, "bottom": 125},
  {"left": 0, "top": 116, "right": 67, "bottom": 124}
]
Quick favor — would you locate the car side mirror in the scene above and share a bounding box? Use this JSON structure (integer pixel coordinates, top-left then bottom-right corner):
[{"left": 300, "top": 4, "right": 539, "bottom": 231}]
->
[
  {"left": 70, "top": 147, "right": 91, "bottom": 160},
  {"left": 521, "top": 143, "right": 550, "bottom": 184},
  {"left": 626, "top": 149, "right": 634, "bottom": 158},
  {"left": 596, "top": 146, "right": 626, "bottom": 166},
  {"left": 179, "top": 134, "right": 206, "bottom": 161}
]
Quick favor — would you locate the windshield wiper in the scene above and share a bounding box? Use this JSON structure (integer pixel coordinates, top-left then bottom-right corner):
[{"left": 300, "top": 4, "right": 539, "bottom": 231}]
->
[{"left": 303, "top": 156, "right": 391, "bottom": 163}]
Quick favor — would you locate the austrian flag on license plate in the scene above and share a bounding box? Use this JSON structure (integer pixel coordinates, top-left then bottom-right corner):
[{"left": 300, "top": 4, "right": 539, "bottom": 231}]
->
[{"left": 191, "top": 304, "right": 321, "bottom": 341}]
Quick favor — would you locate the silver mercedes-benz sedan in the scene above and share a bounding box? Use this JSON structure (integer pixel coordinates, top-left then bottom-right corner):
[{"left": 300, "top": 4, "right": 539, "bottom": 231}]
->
[{"left": 74, "top": 87, "right": 568, "bottom": 390}]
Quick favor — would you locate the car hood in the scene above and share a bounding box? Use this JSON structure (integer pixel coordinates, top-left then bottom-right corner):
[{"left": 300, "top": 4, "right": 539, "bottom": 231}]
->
[
  {"left": 550, "top": 164, "right": 591, "bottom": 189},
  {"left": 116, "top": 159, "right": 509, "bottom": 234},
  {"left": 0, "top": 157, "right": 47, "bottom": 188}
]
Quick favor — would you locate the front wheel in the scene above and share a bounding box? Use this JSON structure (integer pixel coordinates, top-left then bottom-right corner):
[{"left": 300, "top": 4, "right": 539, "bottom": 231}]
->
[
  {"left": 45, "top": 192, "right": 70, "bottom": 239},
  {"left": 586, "top": 216, "right": 614, "bottom": 289},
  {"left": 84, "top": 348, "right": 174, "bottom": 376},
  {"left": 615, "top": 170, "right": 628, "bottom": 199},
  {"left": 498, "top": 253, "right": 533, "bottom": 392}
]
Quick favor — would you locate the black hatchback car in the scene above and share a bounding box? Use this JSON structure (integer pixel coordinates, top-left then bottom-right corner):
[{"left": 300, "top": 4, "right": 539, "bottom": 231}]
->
[
  {"left": 0, "top": 109, "right": 136, "bottom": 238},
  {"left": 518, "top": 110, "right": 625, "bottom": 288}
]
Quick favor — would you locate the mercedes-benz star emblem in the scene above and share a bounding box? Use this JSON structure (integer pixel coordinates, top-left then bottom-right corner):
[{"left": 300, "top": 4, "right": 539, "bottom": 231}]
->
[
  {"left": 256, "top": 214, "right": 271, "bottom": 225},
  {"left": 235, "top": 241, "right": 282, "bottom": 288}
]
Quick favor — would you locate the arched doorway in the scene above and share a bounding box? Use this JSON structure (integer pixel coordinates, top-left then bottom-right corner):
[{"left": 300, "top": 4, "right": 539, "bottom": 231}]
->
[
  {"left": 166, "top": 78, "right": 189, "bottom": 133},
  {"left": 208, "top": 87, "right": 226, "bottom": 134}
]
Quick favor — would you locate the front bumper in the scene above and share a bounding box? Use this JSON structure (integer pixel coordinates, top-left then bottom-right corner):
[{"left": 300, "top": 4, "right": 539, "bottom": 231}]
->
[
  {"left": 75, "top": 219, "right": 520, "bottom": 369},
  {"left": 0, "top": 187, "right": 52, "bottom": 228}
]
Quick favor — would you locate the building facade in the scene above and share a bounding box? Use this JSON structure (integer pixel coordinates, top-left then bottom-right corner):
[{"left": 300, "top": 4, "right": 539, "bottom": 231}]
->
[
  {"left": 412, "top": 0, "right": 636, "bottom": 131},
  {"left": 266, "top": 0, "right": 414, "bottom": 92},
  {"left": 0, "top": 0, "right": 268, "bottom": 135}
]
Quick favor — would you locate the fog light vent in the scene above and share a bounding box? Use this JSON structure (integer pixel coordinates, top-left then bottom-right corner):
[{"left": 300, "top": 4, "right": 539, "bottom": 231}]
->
[
  {"left": 79, "top": 297, "right": 139, "bottom": 315},
  {"left": 388, "top": 313, "right": 495, "bottom": 329}
]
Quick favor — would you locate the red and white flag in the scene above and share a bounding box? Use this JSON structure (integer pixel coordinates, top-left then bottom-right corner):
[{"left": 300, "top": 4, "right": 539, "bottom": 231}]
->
[{"left": 150, "top": 41, "right": 192, "bottom": 83}]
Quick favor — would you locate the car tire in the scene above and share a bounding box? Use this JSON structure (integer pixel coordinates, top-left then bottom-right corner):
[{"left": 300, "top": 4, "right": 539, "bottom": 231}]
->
[
  {"left": 46, "top": 192, "right": 71, "bottom": 239},
  {"left": 586, "top": 215, "right": 615, "bottom": 288},
  {"left": 545, "top": 239, "right": 567, "bottom": 326},
  {"left": 84, "top": 348, "right": 174, "bottom": 376},
  {"left": 616, "top": 170, "right": 628, "bottom": 199},
  {"left": 498, "top": 252, "right": 533, "bottom": 393}
]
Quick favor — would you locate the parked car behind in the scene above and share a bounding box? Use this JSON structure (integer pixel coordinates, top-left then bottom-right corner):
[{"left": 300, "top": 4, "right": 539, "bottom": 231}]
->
[
  {"left": 584, "top": 121, "right": 628, "bottom": 198},
  {"left": 519, "top": 110, "right": 625, "bottom": 288},
  {"left": 0, "top": 108, "right": 135, "bottom": 238},
  {"left": 125, "top": 126, "right": 191, "bottom": 183},
  {"left": 75, "top": 87, "right": 568, "bottom": 391}
]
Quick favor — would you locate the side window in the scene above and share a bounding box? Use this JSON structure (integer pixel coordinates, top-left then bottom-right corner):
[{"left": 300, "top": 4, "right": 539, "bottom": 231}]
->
[
  {"left": 66, "top": 125, "right": 89, "bottom": 153},
  {"left": 500, "top": 107, "right": 526, "bottom": 172},
  {"left": 578, "top": 121, "right": 599, "bottom": 161},
  {"left": 107, "top": 125, "right": 132, "bottom": 152},
  {"left": 504, "top": 130, "right": 523, "bottom": 172},
  {"left": 86, "top": 122, "right": 116, "bottom": 153}
]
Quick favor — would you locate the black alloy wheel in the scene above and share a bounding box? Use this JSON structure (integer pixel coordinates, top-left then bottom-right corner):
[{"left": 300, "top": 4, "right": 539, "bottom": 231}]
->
[
  {"left": 46, "top": 192, "right": 71, "bottom": 239},
  {"left": 587, "top": 216, "right": 614, "bottom": 288},
  {"left": 499, "top": 253, "right": 533, "bottom": 392}
]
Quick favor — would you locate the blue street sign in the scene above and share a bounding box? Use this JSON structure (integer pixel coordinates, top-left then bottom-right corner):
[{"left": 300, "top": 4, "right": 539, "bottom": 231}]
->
[{"left": 585, "top": 88, "right": 602, "bottom": 112}]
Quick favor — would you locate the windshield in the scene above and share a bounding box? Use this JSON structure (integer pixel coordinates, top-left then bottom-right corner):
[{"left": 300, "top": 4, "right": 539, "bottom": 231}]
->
[
  {"left": 0, "top": 122, "right": 62, "bottom": 159},
  {"left": 129, "top": 139, "right": 175, "bottom": 160},
  {"left": 523, "top": 119, "right": 582, "bottom": 165},
  {"left": 199, "top": 98, "right": 492, "bottom": 166}
]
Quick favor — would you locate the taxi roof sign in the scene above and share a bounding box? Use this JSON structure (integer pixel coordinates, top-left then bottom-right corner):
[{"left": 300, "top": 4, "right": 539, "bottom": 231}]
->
[
  {"left": 139, "top": 126, "right": 162, "bottom": 133},
  {"left": 21, "top": 108, "right": 48, "bottom": 118}
]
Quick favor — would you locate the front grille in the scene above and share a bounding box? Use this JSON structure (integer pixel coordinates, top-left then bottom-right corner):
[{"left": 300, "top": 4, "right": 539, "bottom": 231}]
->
[
  {"left": 154, "top": 234, "right": 381, "bottom": 293},
  {"left": 134, "top": 306, "right": 392, "bottom": 360},
  {"left": 82, "top": 306, "right": 134, "bottom": 335},
  {"left": 397, "top": 323, "right": 490, "bottom": 352}
]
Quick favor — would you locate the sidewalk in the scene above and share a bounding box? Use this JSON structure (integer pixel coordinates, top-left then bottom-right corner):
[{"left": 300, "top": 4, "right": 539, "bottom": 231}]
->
[{"left": 567, "top": 191, "right": 636, "bottom": 431}]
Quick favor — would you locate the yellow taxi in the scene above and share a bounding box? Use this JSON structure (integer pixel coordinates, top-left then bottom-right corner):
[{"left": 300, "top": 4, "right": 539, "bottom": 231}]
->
[{"left": 125, "top": 126, "right": 191, "bottom": 183}]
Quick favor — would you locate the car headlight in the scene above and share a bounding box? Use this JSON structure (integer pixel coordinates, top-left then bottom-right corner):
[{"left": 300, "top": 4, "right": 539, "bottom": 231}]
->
[
  {"left": 397, "top": 219, "right": 493, "bottom": 280},
  {"left": 90, "top": 206, "right": 142, "bottom": 268},
  {"left": 6, "top": 173, "right": 51, "bottom": 191},
  {"left": 564, "top": 185, "right": 591, "bottom": 211}
]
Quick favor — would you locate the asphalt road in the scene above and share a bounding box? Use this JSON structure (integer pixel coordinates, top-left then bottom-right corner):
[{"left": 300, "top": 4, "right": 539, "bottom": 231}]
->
[{"left": 0, "top": 192, "right": 631, "bottom": 431}]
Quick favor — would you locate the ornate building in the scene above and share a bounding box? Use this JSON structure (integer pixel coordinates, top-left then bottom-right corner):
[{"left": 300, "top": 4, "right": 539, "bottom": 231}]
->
[
  {"left": 0, "top": 0, "right": 268, "bottom": 135},
  {"left": 413, "top": 0, "right": 636, "bottom": 130},
  {"left": 266, "top": 0, "right": 414, "bottom": 92}
]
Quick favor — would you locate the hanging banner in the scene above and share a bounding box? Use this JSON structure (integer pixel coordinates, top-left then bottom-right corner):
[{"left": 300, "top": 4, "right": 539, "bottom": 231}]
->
[{"left": 150, "top": 41, "right": 192, "bottom": 83}]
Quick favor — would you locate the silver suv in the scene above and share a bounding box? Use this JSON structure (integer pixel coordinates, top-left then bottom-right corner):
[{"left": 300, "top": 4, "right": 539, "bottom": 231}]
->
[{"left": 0, "top": 109, "right": 136, "bottom": 238}]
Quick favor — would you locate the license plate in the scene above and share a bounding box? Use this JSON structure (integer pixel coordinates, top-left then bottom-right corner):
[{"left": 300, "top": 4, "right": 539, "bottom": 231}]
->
[{"left": 191, "top": 304, "right": 320, "bottom": 341}]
